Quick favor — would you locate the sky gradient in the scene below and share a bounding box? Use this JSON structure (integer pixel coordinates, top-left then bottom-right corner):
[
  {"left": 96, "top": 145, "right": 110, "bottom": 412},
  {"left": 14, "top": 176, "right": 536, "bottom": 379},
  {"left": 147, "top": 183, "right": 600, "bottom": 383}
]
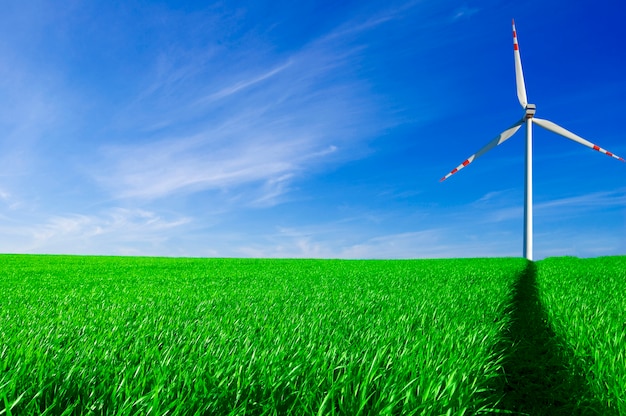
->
[{"left": 0, "top": 1, "right": 624, "bottom": 259}]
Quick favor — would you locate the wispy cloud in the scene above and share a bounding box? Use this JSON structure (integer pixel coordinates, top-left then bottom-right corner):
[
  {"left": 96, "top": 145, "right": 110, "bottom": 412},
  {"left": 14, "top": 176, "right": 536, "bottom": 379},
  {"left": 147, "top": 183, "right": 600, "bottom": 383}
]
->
[
  {"left": 94, "top": 11, "right": 396, "bottom": 204},
  {"left": 200, "top": 61, "right": 293, "bottom": 103},
  {"left": 0, "top": 208, "right": 190, "bottom": 255},
  {"left": 451, "top": 5, "right": 480, "bottom": 21},
  {"left": 535, "top": 228, "right": 626, "bottom": 258},
  {"left": 536, "top": 189, "right": 626, "bottom": 213},
  {"left": 0, "top": 188, "right": 22, "bottom": 218},
  {"left": 0, "top": 65, "right": 66, "bottom": 180},
  {"left": 457, "top": 188, "right": 626, "bottom": 227},
  {"left": 98, "top": 131, "right": 339, "bottom": 202},
  {"left": 438, "top": 188, "right": 626, "bottom": 258},
  {"left": 339, "top": 229, "right": 518, "bottom": 259},
  {"left": 234, "top": 221, "right": 520, "bottom": 259}
]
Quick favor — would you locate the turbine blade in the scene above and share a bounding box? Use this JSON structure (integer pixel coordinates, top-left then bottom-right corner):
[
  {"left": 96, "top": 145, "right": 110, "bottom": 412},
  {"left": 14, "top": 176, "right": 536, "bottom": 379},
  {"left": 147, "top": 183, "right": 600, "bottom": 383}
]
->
[
  {"left": 512, "top": 19, "right": 528, "bottom": 108},
  {"left": 440, "top": 120, "right": 524, "bottom": 182},
  {"left": 533, "top": 118, "right": 625, "bottom": 162}
]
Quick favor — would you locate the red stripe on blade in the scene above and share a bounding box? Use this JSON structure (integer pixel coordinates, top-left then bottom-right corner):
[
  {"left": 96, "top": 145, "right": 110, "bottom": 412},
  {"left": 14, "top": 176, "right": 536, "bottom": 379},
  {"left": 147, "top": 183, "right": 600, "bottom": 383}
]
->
[
  {"left": 451, "top": 168, "right": 458, "bottom": 174},
  {"left": 607, "top": 152, "right": 613, "bottom": 157},
  {"left": 462, "top": 160, "right": 470, "bottom": 166},
  {"left": 593, "top": 145, "right": 600, "bottom": 151}
]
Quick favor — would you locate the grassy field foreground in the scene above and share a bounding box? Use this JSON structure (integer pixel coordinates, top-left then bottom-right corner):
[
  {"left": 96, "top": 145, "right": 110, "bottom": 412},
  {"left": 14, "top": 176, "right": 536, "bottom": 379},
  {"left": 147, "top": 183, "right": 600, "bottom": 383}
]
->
[{"left": 0, "top": 255, "right": 624, "bottom": 415}]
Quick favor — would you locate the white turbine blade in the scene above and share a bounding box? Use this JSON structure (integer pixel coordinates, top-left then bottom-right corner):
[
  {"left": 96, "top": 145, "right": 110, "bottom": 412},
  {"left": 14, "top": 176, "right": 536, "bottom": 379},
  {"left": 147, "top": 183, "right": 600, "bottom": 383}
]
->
[
  {"left": 512, "top": 19, "right": 528, "bottom": 108},
  {"left": 533, "top": 118, "right": 625, "bottom": 162},
  {"left": 440, "top": 120, "right": 524, "bottom": 182}
]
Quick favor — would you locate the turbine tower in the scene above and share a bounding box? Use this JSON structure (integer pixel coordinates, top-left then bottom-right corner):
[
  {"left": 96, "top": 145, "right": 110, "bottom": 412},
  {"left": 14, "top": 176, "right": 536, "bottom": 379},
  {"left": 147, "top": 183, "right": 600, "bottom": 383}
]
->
[{"left": 440, "top": 20, "right": 624, "bottom": 261}]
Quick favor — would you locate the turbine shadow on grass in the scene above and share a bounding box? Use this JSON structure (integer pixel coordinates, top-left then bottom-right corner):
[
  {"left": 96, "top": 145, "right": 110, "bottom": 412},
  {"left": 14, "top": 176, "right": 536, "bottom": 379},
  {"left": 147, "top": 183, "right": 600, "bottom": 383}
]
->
[{"left": 487, "top": 262, "right": 615, "bottom": 415}]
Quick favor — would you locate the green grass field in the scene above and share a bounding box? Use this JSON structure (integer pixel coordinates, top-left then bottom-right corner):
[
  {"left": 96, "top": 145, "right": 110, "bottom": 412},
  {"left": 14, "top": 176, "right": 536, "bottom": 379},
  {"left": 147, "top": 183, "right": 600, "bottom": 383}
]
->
[
  {"left": 534, "top": 257, "right": 626, "bottom": 414},
  {"left": 0, "top": 255, "right": 624, "bottom": 415}
]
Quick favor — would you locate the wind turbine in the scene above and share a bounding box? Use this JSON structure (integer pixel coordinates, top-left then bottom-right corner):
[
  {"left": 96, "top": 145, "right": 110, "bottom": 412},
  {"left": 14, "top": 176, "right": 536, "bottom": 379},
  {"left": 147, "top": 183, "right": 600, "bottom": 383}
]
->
[{"left": 440, "top": 20, "right": 624, "bottom": 261}]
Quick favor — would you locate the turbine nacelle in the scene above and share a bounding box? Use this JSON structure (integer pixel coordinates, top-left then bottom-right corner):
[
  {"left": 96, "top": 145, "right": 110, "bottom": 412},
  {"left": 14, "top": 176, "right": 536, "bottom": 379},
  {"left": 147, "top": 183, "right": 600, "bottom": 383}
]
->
[{"left": 524, "top": 104, "right": 536, "bottom": 120}]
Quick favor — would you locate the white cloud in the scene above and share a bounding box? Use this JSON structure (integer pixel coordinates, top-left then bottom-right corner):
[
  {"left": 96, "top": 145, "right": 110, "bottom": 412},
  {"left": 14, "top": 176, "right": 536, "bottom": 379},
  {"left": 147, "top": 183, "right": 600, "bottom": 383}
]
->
[
  {"left": 451, "top": 6, "right": 480, "bottom": 21},
  {"left": 94, "top": 16, "right": 390, "bottom": 204},
  {"left": 98, "top": 130, "right": 339, "bottom": 202},
  {"left": 338, "top": 229, "right": 519, "bottom": 259},
  {"left": 0, "top": 208, "right": 190, "bottom": 255},
  {"left": 233, "top": 222, "right": 520, "bottom": 259},
  {"left": 461, "top": 188, "right": 626, "bottom": 225},
  {"left": 535, "top": 189, "right": 626, "bottom": 213},
  {"left": 201, "top": 61, "right": 293, "bottom": 103}
]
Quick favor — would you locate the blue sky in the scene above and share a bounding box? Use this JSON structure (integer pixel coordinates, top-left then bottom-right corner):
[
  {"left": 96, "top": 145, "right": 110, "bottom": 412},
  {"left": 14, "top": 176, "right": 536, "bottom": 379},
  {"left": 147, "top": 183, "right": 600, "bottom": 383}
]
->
[{"left": 0, "top": 1, "right": 624, "bottom": 259}]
